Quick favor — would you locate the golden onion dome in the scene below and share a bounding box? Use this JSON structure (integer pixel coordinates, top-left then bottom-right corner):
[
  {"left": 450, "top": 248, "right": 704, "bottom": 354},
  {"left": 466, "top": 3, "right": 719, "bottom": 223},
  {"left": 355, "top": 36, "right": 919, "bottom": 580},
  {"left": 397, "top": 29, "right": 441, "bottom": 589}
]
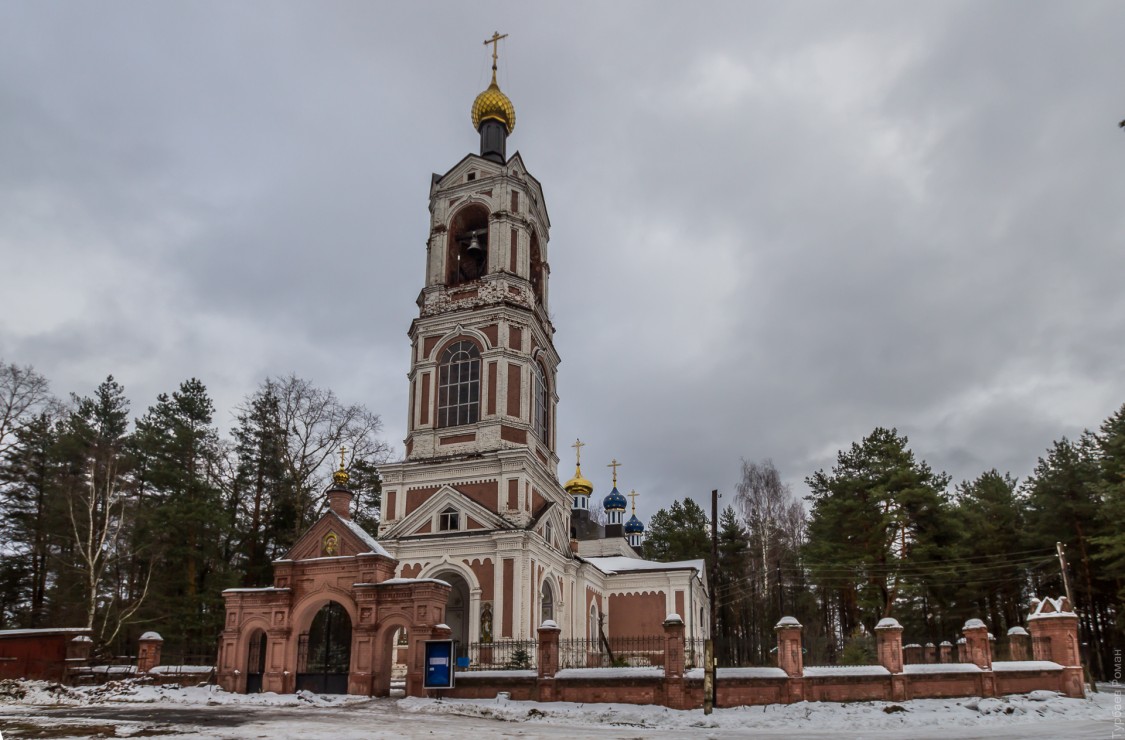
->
[
  {"left": 471, "top": 72, "right": 516, "bottom": 134},
  {"left": 563, "top": 464, "right": 593, "bottom": 496}
]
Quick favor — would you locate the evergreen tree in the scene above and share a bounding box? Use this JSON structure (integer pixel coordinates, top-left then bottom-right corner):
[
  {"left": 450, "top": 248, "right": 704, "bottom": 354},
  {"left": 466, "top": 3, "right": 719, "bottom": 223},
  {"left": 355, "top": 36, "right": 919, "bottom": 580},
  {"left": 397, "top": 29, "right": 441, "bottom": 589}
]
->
[
  {"left": 230, "top": 385, "right": 293, "bottom": 586},
  {"left": 133, "top": 378, "right": 231, "bottom": 652},
  {"left": 0, "top": 412, "right": 62, "bottom": 627},
  {"left": 804, "top": 428, "right": 953, "bottom": 641},
  {"left": 950, "top": 470, "right": 1026, "bottom": 637},
  {"left": 642, "top": 498, "right": 710, "bottom": 564}
]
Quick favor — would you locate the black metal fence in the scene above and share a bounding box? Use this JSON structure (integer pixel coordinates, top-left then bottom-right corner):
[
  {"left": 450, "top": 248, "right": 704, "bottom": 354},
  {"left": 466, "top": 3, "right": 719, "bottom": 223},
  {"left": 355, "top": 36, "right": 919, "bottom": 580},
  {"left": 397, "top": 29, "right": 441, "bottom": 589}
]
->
[
  {"left": 557, "top": 636, "right": 667, "bottom": 669},
  {"left": 463, "top": 639, "right": 538, "bottom": 671}
]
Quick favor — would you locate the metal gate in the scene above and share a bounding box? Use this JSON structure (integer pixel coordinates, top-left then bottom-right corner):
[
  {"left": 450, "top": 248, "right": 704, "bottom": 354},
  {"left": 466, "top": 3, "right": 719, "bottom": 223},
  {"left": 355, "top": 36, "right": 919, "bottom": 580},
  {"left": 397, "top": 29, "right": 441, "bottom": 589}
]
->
[
  {"left": 295, "top": 602, "right": 352, "bottom": 694},
  {"left": 246, "top": 631, "right": 266, "bottom": 693}
]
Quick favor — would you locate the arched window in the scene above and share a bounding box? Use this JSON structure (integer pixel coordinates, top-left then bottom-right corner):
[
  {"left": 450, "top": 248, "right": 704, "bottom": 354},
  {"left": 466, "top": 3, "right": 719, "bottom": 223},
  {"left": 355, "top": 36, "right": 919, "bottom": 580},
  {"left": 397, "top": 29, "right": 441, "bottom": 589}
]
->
[
  {"left": 446, "top": 205, "right": 490, "bottom": 287},
  {"left": 589, "top": 604, "right": 599, "bottom": 641},
  {"left": 532, "top": 361, "right": 549, "bottom": 444},
  {"left": 540, "top": 580, "right": 554, "bottom": 624},
  {"left": 437, "top": 340, "right": 480, "bottom": 427}
]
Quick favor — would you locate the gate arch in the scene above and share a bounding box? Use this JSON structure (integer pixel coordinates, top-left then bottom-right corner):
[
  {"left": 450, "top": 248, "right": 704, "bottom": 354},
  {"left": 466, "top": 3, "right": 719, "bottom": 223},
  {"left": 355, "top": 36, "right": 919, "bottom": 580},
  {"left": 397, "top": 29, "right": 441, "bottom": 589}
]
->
[{"left": 296, "top": 601, "right": 352, "bottom": 694}]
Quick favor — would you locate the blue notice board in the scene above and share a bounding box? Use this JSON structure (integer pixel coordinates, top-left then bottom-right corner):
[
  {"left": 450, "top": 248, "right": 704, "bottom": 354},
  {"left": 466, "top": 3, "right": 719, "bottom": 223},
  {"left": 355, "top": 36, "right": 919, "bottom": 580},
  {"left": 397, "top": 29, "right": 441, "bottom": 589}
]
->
[{"left": 424, "top": 639, "right": 455, "bottom": 689}]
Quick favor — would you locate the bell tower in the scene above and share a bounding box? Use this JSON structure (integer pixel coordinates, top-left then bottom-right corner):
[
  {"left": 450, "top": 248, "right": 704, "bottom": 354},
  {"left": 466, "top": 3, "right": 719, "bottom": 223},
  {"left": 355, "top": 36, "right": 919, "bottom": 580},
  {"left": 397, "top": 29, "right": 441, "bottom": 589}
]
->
[{"left": 380, "top": 34, "right": 564, "bottom": 533}]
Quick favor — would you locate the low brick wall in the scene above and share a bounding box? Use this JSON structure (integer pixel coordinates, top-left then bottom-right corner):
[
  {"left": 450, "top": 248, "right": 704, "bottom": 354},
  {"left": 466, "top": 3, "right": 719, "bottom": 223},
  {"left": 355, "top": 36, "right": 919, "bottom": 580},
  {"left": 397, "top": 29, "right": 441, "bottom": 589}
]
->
[
  {"left": 0, "top": 628, "right": 91, "bottom": 682},
  {"left": 422, "top": 600, "right": 1087, "bottom": 710}
]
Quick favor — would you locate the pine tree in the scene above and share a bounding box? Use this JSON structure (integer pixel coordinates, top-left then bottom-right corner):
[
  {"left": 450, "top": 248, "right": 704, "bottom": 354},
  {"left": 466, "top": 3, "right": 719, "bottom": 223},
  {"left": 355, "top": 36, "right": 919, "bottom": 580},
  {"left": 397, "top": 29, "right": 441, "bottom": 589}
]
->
[
  {"left": 133, "top": 378, "right": 230, "bottom": 652},
  {"left": 0, "top": 412, "right": 61, "bottom": 627},
  {"left": 804, "top": 428, "right": 952, "bottom": 640},
  {"left": 642, "top": 498, "right": 710, "bottom": 564}
]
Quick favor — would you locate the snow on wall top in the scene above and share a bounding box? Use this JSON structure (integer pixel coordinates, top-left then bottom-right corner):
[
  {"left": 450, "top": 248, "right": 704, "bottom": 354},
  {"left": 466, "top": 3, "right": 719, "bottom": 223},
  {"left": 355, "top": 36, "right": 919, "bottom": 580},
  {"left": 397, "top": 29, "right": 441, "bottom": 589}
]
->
[
  {"left": 775, "top": 616, "right": 801, "bottom": 628},
  {"left": 992, "top": 660, "right": 1063, "bottom": 672},
  {"left": 875, "top": 618, "right": 901, "bottom": 630},
  {"left": 555, "top": 667, "right": 664, "bottom": 680},
  {"left": 540, "top": 620, "right": 559, "bottom": 630},
  {"left": 903, "top": 663, "right": 982, "bottom": 675},
  {"left": 582, "top": 556, "right": 705, "bottom": 575},
  {"left": 139, "top": 631, "right": 163, "bottom": 641},
  {"left": 685, "top": 667, "right": 789, "bottom": 680},
  {"left": 1007, "top": 626, "right": 1029, "bottom": 636},
  {"left": 665, "top": 613, "right": 683, "bottom": 623},
  {"left": 804, "top": 665, "right": 890, "bottom": 677},
  {"left": 963, "top": 618, "right": 987, "bottom": 630}
]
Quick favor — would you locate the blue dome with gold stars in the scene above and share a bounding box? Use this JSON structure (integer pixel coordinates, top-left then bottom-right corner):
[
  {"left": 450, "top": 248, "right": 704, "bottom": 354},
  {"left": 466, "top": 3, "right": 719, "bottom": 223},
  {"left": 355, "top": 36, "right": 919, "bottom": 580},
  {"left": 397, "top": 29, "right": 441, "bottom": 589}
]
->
[
  {"left": 603, "top": 487, "right": 627, "bottom": 511},
  {"left": 624, "top": 514, "right": 645, "bottom": 534}
]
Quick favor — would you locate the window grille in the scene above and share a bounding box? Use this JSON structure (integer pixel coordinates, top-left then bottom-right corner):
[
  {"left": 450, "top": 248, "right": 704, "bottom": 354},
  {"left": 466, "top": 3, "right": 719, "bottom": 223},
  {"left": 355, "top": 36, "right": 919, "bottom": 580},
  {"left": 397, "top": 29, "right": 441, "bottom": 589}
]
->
[{"left": 437, "top": 341, "right": 481, "bottom": 427}]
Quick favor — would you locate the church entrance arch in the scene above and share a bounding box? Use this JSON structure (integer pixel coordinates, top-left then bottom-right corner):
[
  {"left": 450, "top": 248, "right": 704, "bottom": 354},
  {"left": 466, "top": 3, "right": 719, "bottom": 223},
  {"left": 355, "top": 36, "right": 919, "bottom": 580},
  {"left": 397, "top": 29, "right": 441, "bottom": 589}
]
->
[
  {"left": 245, "top": 630, "right": 267, "bottom": 694},
  {"left": 296, "top": 601, "right": 352, "bottom": 694},
  {"left": 433, "top": 571, "right": 470, "bottom": 657}
]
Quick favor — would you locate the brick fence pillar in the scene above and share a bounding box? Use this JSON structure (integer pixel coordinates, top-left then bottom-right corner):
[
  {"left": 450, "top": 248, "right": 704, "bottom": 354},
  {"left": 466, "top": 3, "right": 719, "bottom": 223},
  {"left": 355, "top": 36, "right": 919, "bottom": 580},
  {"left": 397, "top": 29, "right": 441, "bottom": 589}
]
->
[
  {"left": 662, "top": 613, "right": 687, "bottom": 709},
  {"left": 962, "top": 619, "right": 994, "bottom": 698},
  {"left": 956, "top": 638, "right": 967, "bottom": 663},
  {"left": 537, "top": 619, "right": 561, "bottom": 702},
  {"left": 1006, "top": 626, "right": 1030, "bottom": 661},
  {"left": 939, "top": 641, "right": 953, "bottom": 664},
  {"left": 874, "top": 618, "right": 903, "bottom": 673},
  {"left": 137, "top": 631, "right": 163, "bottom": 674},
  {"left": 775, "top": 616, "right": 804, "bottom": 703},
  {"left": 875, "top": 617, "right": 906, "bottom": 701},
  {"left": 1026, "top": 596, "right": 1084, "bottom": 698}
]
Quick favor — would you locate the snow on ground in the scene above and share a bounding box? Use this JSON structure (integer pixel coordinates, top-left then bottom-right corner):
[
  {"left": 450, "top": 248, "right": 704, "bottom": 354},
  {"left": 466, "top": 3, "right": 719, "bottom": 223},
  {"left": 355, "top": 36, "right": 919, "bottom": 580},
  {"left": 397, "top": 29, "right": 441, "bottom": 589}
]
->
[
  {"left": 0, "top": 678, "right": 1120, "bottom": 739},
  {"left": 0, "top": 678, "right": 366, "bottom": 708},
  {"left": 398, "top": 688, "right": 1116, "bottom": 735}
]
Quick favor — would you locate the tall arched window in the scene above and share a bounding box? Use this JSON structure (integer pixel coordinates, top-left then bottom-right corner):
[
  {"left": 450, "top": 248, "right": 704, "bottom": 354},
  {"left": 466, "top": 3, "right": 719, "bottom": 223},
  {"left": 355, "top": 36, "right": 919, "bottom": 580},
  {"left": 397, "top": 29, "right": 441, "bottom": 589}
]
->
[
  {"left": 589, "top": 604, "right": 599, "bottom": 641},
  {"left": 540, "top": 580, "right": 554, "bottom": 624},
  {"left": 532, "top": 361, "right": 549, "bottom": 444},
  {"left": 437, "top": 340, "right": 481, "bottom": 427}
]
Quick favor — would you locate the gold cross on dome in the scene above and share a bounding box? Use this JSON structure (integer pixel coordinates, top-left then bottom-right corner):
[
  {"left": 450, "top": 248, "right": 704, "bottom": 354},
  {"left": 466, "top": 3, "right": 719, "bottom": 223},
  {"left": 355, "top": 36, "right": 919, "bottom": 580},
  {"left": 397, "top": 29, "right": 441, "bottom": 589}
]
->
[
  {"left": 338, "top": 445, "right": 348, "bottom": 470},
  {"left": 607, "top": 458, "right": 622, "bottom": 487},
  {"left": 628, "top": 489, "right": 639, "bottom": 514},
  {"left": 571, "top": 438, "right": 585, "bottom": 466},
  {"left": 483, "top": 31, "right": 508, "bottom": 71}
]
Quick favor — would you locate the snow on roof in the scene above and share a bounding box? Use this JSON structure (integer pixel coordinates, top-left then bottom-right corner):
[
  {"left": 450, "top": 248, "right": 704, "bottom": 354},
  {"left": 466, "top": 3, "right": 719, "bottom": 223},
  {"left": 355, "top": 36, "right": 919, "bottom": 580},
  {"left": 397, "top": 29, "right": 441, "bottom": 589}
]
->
[
  {"left": 583, "top": 556, "right": 704, "bottom": 575},
  {"left": 0, "top": 628, "right": 92, "bottom": 638},
  {"left": 354, "top": 578, "right": 451, "bottom": 588},
  {"left": 804, "top": 665, "right": 890, "bottom": 677},
  {"left": 1007, "top": 626, "right": 1029, "bottom": 636},
  {"left": 139, "top": 631, "right": 163, "bottom": 641},
  {"left": 992, "top": 660, "right": 1063, "bottom": 672},
  {"left": 963, "top": 618, "right": 987, "bottom": 630},
  {"left": 875, "top": 618, "right": 901, "bottom": 630},
  {"left": 1028, "top": 596, "right": 1076, "bottom": 620},
  {"left": 903, "top": 663, "right": 982, "bottom": 675},
  {"left": 775, "top": 616, "right": 801, "bottom": 628},
  {"left": 332, "top": 512, "right": 391, "bottom": 558}
]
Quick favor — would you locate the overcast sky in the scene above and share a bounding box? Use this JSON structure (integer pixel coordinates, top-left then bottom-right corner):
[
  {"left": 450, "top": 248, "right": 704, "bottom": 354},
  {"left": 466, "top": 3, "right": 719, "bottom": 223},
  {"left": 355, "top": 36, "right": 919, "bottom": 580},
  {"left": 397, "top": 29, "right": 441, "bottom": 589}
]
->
[{"left": 2, "top": 1, "right": 1123, "bottom": 521}]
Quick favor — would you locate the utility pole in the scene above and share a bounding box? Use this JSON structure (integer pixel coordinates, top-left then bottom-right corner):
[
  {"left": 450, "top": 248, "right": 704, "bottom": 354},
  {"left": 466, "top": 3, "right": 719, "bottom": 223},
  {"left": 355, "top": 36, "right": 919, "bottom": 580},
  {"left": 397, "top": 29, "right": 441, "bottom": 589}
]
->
[
  {"left": 1056, "top": 541, "right": 1075, "bottom": 608},
  {"left": 704, "top": 488, "right": 718, "bottom": 714}
]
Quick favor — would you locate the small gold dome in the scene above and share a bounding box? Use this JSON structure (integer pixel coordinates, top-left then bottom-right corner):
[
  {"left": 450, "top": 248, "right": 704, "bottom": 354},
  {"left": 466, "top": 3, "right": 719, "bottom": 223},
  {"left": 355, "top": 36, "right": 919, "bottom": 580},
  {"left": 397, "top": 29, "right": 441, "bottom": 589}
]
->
[
  {"left": 564, "top": 464, "right": 593, "bottom": 496},
  {"left": 332, "top": 466, "right": 349, "bottom": 489},
  {"left": 472, "top": 75, "right": 516, "bottom": 134}
]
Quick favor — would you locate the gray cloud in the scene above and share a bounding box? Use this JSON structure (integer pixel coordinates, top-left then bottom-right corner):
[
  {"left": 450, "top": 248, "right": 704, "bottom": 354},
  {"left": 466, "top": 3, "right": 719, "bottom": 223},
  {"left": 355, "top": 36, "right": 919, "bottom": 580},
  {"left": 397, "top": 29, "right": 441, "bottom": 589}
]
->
[{"left": 1, "top": 1, "right": 1122, "bottom": 520}]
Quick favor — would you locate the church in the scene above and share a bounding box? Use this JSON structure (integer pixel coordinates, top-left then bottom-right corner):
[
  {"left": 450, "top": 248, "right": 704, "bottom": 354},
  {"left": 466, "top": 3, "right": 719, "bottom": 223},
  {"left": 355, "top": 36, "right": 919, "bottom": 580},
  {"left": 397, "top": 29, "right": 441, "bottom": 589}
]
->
[
  {"left": 375, "top": 37, "right": 708, "bottom": 653},
  {"left": 216, "top": 38, "right": 707, "bottom": 695}
]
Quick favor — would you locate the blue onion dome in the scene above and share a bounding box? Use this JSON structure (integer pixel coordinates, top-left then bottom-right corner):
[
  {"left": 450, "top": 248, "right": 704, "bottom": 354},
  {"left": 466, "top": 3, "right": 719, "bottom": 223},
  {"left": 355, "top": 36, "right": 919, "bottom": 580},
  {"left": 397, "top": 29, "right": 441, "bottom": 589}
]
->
[
  {"left": 624, "top": 514, "right": 645, "bottom": 534},
  {"left": 603, "top": 487, "right": 627, "bottom": 511}
]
